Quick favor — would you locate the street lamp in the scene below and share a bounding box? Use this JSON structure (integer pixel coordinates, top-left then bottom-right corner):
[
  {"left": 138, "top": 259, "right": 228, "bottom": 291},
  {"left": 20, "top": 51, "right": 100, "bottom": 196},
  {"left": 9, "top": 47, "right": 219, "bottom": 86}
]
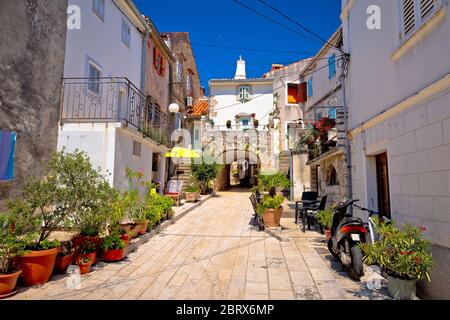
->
[{"left": 169, "top": 103, "right": 181, "bottom": 130}]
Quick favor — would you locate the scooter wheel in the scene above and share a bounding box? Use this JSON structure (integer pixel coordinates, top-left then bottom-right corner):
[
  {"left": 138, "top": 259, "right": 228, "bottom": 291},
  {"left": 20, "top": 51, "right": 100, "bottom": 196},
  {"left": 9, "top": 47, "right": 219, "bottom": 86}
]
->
[
  {"left": 327, "top": 238, "right": 339, "bottom": 258},
  {"left": 347, "top": 246, "right": 364, "bottom": 281}
]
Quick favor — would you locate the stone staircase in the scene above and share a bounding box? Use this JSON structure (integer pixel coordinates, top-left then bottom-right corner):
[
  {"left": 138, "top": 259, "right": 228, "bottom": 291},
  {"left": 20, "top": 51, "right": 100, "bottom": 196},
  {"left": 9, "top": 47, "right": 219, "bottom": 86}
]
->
[{"left": 171, "top": 163, "right": 193, "bottom": 189}]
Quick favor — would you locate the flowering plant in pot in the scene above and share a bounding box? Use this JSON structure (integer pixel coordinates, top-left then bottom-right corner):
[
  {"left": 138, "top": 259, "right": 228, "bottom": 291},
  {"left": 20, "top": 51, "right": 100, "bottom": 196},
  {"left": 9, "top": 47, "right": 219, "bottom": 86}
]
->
[
  {"left": 0, "top": 214, "right": 29, "bottom": 298},
  {"left": 360, "top": 220, "right": 433, "bottom": 300},
  {"left": 316, "top": 206, "right": 334, "bottom": 240},
  {"left": 184, "top": 180, "right": 200, "bottom": 203},
  {"left": 314, "top": 117, "right": 336, "bottom": 133},
  {"left": 100, "top": 232, "right": 126, "bottom": 262},
  {"left": 256, "top": 195, "right": 285, "bottom": 228},
  {"left": 75, "top": 255, "right": 91, "bottom": 275},
  {"left": 54, "top": 241, "right": 75, "bottom": 275}
]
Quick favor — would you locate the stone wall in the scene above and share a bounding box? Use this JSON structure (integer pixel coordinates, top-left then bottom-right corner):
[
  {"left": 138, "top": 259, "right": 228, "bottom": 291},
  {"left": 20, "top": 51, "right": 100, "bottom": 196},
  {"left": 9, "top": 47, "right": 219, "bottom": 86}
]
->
[
  {"left": 318, "top": 152, "right": 348, "bottom": 205},
  {"left": 0, "top": 0, "right": 67, "bottom": 207}
]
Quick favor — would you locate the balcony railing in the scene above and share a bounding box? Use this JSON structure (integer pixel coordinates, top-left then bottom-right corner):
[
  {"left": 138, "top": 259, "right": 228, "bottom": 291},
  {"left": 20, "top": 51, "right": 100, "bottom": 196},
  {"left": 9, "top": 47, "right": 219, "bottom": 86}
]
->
[
  {"left": 60, "top": 77, "right": 173, "bottom": 147},
  {"left": 206, "top": 124, "right": 270, "bottom": 132}
]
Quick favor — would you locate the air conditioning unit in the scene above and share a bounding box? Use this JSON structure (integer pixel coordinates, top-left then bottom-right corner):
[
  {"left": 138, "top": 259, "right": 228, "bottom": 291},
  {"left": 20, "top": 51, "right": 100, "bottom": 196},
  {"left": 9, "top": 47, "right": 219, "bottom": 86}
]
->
[{"left": 186, "top": 96, "right": 194, "bottom": 107}]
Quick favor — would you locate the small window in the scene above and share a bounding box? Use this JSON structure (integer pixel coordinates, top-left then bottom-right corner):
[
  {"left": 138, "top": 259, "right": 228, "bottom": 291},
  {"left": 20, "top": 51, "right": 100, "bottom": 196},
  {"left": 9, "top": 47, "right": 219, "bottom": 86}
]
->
[
  {"left": 328, "top": 54, "right": 336, "bottom": 80},
  {"left": 186, "top": 74, "right": 193, "bottom": 94},
  {"left": 93, "top": 0, "right": 105, "bottom": 21},
  {"left": 133, "top": 141, "right": 141, "bottom": 157},
  {"left": 287, "top": 84, "right": 299, "bottom": 104},
  {"left": 307, "top": 78, "right": 313, "bottom": 97},
  {"left": 328, "top": 167, "right": 339, "bottom": 186},
  {"left": 238, "top": 86, "right": 251, "bottom": 103},
  {"left": 328, "top": 108, "right": 337, "bottom": 119},
  {"left": 176, "top": 59, "right": 183, "bottom": 82},
  {"left": 401, "top": 0, "right": 439, "bottom": 41},
  {"left": 88, "top": 61, "right": 101, "bottom": 94},
  {"left": 121, "top": 20, "right": 131, "bottom": 48},
  {"left": 241, "top": 119, "right": 249, "bottom": 126}
]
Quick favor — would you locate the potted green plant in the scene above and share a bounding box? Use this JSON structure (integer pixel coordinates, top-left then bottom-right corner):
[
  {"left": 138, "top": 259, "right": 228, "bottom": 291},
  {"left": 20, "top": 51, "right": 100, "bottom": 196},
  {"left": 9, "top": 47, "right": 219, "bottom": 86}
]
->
[
  {"left": 100, "top": 232, "right": 127, "bottom": 262},
  {"left": 316, "top": 206, "right": 334, "bottom": 240},
  {"left": 226, "top": 120, "right": 232, "bottom": 129},
  {"left": 54, "top": 241, "right": 75, "bottom": 275},
  {"left": 0, "top": 214, "right": 28, "bottom": 298},
  {"left": 192, "top": 160, "right": 220, "bottom": 194},
  {"left": 360, "top": 220, "right": 434, "bottom": 300},
  {"left": 184, "top": 180, "right": 200, "bottom": 203},
  {"left": 256, "top": 195, "right": 285, "bottom": 228},
  {"left": 75, "top": 255, "right": 91, "bottom": 275},
  {"left": 253, "top": 172, "right": 291, "bottom": 197},
  {"left": 253, "top": 119, "right": 259, "bottom": 129},
  {"left": 77, "top": 240, "right": 97, "bottom": 265}
]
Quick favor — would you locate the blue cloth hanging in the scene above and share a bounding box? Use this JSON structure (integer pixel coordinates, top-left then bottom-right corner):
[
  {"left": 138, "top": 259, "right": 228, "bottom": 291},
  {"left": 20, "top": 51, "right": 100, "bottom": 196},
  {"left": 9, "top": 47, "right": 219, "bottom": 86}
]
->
[{"left": 0, "top": 130, "right": 16, "bottom": 180}]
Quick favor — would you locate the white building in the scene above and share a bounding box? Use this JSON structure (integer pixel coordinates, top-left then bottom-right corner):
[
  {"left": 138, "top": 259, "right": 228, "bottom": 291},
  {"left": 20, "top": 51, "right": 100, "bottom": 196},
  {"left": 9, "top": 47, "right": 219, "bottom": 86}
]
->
[
  {"left": 205, "top": 57, "right": 276, "bottom": 187},
  {"left": 58, "top": 0, "right": 171, "bottom": 192},
  {"left": 342, "top": 0, "right": 450, "bottom": 299}
]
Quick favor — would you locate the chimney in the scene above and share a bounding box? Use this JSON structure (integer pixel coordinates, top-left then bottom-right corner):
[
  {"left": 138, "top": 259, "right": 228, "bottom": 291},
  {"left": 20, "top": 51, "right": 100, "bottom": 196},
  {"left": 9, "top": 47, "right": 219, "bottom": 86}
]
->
[{"left": 234, "top": 55, "right": 246, "bottom": 80}]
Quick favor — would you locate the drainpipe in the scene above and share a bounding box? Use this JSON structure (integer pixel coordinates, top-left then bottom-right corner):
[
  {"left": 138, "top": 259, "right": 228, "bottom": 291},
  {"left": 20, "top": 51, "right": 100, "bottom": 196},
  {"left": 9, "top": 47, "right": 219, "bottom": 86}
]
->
[
  {"left": 341, "top": 54, "right": 353, "bottom": 212},
  {"left": 140, "top": 29, "right": 150, "bottom": 93}
]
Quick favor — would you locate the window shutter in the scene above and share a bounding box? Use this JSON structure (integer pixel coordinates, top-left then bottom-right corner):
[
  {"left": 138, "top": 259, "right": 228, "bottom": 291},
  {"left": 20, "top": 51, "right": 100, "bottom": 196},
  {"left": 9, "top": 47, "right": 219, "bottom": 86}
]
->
[
  {"left": 328, "top": 108, "right": 337, "bottom": 119},
  {"left": 328, "top": 54, "right": 336, "bottom": 80},
  {"left": 420, "top": 0, "right": 435, "bottom": 20},
  {"left": 402, "top": 0, "right": 416, "bottom": 37},
  {"left": 298, "top": 82, "right": 307, "bottom": 103},
  {"left": 153, "top": 47, "right": 157, "bottom": 68},
  {"left": 307, "top": 78, "right": 313, "bottom": 97}
]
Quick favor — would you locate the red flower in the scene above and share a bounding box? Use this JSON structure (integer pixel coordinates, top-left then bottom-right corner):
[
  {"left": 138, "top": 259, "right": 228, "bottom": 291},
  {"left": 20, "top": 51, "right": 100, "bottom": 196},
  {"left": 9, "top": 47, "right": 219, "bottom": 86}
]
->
[{"left": 420, "top": 227, "right": 427, "bottom": 232}]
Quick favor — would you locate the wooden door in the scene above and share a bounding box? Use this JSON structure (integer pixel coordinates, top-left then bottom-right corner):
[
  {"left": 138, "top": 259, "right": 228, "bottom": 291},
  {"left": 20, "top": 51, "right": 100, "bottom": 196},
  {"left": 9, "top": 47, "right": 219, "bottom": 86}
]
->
[{"left": 376, "top": 153, "right": 391, "bottom": 219}]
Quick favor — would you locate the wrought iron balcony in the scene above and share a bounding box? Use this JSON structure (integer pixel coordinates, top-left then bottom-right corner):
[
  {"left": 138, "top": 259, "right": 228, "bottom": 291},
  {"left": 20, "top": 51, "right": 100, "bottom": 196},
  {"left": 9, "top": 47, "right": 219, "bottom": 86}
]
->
[{"left": 60, "top": 77, "right": 173, "bottom": 147}]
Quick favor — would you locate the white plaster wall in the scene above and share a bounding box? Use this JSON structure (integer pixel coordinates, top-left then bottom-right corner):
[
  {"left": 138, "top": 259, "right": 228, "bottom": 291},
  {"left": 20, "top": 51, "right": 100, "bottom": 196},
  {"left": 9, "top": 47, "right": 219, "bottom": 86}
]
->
[
  {"left": 65, "top": 0, "right": 143, "bottom": 87},
  {"left": 113, "top": 128, "right": 155, "bottom": 193},
  {"left": 209, "top": 81, "right": 274, "bottom": 127},
  {"left": 57, "top": 123, "right": 120, "bottom": 186},
  {"left": 343, "top": 0, "right": 450, "bottom": 129}
]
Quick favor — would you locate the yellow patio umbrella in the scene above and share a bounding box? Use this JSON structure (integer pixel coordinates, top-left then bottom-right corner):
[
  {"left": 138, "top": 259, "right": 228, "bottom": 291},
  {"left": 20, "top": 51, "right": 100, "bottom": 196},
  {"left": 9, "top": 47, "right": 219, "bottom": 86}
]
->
[{"left": 165, "top": 147, "right": 200, "bottom": 158}]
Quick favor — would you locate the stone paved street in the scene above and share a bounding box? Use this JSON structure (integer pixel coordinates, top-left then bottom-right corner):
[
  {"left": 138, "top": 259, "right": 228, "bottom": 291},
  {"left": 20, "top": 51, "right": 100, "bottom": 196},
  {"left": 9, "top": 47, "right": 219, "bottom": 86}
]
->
[{"left": 10, "top": 189, "right": 390, "bottom": 300}]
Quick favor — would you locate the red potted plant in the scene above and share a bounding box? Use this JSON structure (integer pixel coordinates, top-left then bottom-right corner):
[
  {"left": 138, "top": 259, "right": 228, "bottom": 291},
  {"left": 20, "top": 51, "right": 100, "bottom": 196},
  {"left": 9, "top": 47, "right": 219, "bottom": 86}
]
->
[
  {"left": 0, "top": 214, "right": 28, "bottom": 298},
  {"left": 54, "top": 241, "right": 75, "bottom": 274},
  {"left": 77, "top": 240, "right": 98, "bottom": 265},
  {"left": 100, "top": 232, "right": 127, "bottom": 262},
  {"left": 315, "top": 117, "right": 336, "bottom": 133},
  {"left": 75, "top": 255, "right": 91, "bottom": 275}
]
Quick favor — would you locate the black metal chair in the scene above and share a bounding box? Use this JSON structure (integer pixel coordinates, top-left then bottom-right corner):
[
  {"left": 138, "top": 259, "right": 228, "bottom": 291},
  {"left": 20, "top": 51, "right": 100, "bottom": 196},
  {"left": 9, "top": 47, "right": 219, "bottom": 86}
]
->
[
  {"left": 295, "top": 191, "right": 319, "bottom": 224},
  {"left": 303, "top": 195, "right": 328, "bottom": 233},
  {"left": 249, "top": 193, "right": 264, "bottom": 230}
]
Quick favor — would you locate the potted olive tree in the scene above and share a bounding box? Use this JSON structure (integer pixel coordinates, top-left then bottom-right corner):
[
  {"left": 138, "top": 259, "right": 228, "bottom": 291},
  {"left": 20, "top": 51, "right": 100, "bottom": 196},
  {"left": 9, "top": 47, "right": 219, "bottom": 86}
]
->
[
  {"left": 192, "top": 160, "right": 220, "bottom": 195},
  {"left": 360, "top": 220, "right": 433, "bottom": 300}
]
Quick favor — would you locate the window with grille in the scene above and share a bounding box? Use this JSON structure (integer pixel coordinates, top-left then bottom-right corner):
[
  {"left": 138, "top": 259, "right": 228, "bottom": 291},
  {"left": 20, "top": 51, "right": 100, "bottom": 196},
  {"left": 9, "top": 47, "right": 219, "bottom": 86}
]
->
[
  {"left": 401, "top": 0, "right": 440, "bottom": 41},
  {"left": 237, "top": 86, "right": 251, "bottom": 102}
]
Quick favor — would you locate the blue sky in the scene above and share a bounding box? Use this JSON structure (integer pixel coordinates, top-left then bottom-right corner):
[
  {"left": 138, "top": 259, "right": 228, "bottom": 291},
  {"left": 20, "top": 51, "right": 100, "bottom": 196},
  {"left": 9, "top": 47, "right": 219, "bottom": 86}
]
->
[{"left": 134, "top": 0, "right": 341, "bottom": 89}]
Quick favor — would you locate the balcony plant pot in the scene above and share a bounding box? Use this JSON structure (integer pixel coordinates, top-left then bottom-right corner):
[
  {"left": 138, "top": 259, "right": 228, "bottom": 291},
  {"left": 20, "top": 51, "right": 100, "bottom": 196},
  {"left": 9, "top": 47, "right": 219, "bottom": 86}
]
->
[
  {"left": 262, "top": 207, "right": 283, "bottom": 228},
  {"left": 137, "top": 220, "right": 149, "bottom": 235},
  {"left": 15, "top": 247, "right": 60, "bottom": 286},
  {"left": 77, "top": 261, "right": 92, "bottom": 275},
  {"left": 120, "top": 223, "right": 140, "bottom": 239},
  {"left": 0, "top": 270, "right": 22, "bottom": 298},
  {"left": 185, "top": 191, "right": 199, "bottom": 203},
  {"left": 102, "top": 248, "right": 126, "bottom": 262},
  {"left": 78, "top": 251, "right": 97, "bottom": 266},
  {"left": 54, "top": 252, "right": 75, "bottom": 274},
  {"left": 387, "top": 275, "right": 416, "bottom": 300}
]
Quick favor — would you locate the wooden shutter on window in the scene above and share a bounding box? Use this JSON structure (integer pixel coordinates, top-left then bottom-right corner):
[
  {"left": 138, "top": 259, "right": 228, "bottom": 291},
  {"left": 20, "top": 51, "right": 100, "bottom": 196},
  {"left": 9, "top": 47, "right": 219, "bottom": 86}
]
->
[
  {"left": 420, "top": 0, "right": 435, "bottom": 19},
  {"left": 298, "top": 82, "right": 307, "bottom": 103},
  {"left": 153, "top": 47, "right": 157, "bottom": 68},
  {"left": 402, "top": 0, "right": 416, "bottom": 36}
]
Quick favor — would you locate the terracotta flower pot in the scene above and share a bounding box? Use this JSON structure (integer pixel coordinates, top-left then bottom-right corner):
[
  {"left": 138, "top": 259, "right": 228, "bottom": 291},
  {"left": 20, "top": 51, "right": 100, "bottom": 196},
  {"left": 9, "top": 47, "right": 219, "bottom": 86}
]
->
[
  {"left": 325, "top": 229, "right": 331, "bottom": 240},
  {"left": 120, "top": 223, "right": 139, "bottom": 239},
  {"left": 102, "top": 248, "right": 126, "bottom": 262},
  {"left": 54, "top": 253, "right": 75, "bottom": 274},
  {"left": 0, "top": 270, "right": 22, "bottom": 298},
  {"left": 78, "top": 251, "right": 97, "bottom": 265},
  {"left": 137, "top": 221, "right": 149, "bottom": 235},
  {"left": 77, "top": 262, "right": 92, "bottom": 275},
  {"left": 15, "top": 247, "right": 60, "bottom": 286},
  {"left": 262, "top": 207, "right": 283, "bottom": 228}
]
